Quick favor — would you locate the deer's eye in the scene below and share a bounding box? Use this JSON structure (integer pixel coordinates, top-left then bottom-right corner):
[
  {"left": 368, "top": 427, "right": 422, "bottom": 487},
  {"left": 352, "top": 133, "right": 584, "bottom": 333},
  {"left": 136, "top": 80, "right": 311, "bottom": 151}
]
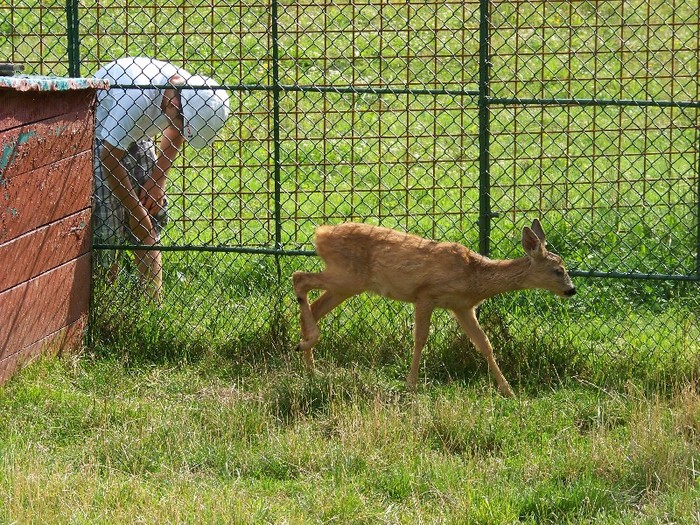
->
[{"left": 553, "top": 267, "right": 565, "bottom": 276}]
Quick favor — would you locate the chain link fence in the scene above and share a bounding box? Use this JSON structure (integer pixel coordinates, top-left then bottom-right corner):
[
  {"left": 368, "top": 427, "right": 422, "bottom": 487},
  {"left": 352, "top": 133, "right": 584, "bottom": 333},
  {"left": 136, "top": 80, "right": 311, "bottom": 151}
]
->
[{"left": 2, "top": 0, "right": 699, "bottom": 388}]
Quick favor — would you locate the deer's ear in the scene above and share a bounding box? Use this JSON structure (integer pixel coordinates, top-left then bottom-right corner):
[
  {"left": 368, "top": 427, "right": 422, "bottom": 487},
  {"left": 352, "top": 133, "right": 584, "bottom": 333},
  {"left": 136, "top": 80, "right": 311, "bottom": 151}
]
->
[
  {"left": 531, "top": 219, "right": 546, "bottom": 243},
  {"left": 522, "top": 226, "right": 546, "bottom": 258}
]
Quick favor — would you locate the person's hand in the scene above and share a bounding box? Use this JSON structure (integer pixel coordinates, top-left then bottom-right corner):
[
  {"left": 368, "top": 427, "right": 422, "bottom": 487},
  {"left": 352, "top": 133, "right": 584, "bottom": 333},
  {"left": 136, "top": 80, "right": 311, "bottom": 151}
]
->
[{"left": 138, "top": 178, "right": 166, "bottom": 219}]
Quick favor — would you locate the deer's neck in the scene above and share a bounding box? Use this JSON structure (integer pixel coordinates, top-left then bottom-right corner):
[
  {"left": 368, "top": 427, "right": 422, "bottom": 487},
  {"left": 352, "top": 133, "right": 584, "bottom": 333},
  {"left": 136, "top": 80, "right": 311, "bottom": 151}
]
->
[{"left": 473, "top": 255, "right": 531, "bottom": 300}]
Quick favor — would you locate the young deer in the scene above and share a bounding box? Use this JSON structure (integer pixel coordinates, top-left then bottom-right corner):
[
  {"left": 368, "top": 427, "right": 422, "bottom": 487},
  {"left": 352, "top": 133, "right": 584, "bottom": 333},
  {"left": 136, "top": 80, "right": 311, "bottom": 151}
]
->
[{"left": 292, "top": 220, "right": 576, "bottom": 397}]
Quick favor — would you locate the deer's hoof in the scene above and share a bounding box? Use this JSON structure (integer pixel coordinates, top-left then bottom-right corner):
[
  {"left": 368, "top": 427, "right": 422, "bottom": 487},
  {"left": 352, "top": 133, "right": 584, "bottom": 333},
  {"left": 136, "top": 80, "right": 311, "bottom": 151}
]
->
[
  {"left": 405, "top": 376, "right": 419, "bottom": 393},
  {"left": 499, "top": 383, "right": 516, "bottom": 398}
]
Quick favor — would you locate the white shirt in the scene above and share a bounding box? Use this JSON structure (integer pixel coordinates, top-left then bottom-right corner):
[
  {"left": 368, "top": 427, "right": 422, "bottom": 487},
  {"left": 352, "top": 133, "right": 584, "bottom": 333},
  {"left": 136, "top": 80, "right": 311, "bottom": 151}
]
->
[{"left": 94, "top": 57, "right": 191, "bottom": 150}]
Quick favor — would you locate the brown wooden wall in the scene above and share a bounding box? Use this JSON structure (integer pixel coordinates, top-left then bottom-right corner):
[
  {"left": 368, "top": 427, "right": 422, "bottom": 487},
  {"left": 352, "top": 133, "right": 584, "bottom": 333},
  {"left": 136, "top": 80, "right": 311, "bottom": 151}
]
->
[{"left": 0, "top": 87, "right": 96, "bottom": 383}]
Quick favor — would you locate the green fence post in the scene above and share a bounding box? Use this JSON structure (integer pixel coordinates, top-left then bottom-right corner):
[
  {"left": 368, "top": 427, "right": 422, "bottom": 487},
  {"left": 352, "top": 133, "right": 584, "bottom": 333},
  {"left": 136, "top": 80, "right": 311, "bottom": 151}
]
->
[
  {"left": 477, "top": 0, "right": 492, "bottom": 256},
  {"left": 66, "top": 0, "right": 80, "bottom": 77},
  {"left": 697, "top": 132, "right": 700, "bottom": 278},
  {"left": 271, "top": 0, "right": 283, "bottom": 280}
]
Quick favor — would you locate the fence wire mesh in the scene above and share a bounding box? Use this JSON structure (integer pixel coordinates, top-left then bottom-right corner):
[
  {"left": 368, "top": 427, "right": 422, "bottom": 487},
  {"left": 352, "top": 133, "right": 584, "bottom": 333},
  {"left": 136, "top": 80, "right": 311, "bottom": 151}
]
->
[{"left": 2, "top": 0, "right": 699, "bottom": 389}]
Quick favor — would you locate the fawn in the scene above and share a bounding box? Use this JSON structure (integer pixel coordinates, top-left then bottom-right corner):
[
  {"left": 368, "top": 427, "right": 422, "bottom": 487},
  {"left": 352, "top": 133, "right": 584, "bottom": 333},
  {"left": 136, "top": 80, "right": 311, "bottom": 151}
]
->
[{"left": 292, "top": 219, "right": 576, "bottom": 397}]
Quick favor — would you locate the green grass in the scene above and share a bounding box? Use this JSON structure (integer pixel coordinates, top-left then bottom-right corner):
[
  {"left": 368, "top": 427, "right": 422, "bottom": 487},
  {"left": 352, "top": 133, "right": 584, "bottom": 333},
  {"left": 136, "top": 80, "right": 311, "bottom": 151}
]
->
[
  {"left": 60, "top": 249, "right": 700, "bottom": 522},
  {"left": 2, "top": 351, "right": 700, "bottom": 523},
  {"left": 63, "top": 249, "right": 698, "bottom": 522}
]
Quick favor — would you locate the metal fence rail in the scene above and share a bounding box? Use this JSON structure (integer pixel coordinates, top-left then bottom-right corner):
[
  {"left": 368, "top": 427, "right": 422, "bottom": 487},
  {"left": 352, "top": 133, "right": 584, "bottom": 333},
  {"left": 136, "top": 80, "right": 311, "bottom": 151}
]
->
[{"left": 3, "top": 0, "right": 699, "bottom": 386}]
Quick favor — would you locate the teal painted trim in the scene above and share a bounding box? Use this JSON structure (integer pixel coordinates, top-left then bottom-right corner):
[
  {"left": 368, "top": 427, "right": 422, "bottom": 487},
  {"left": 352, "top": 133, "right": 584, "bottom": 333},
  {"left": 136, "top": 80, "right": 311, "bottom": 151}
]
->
[
  {"left": 0, "top": 75, "right": 108, "bottom": 91},
  {"left": 0, "top": 131, "right": 36, "bottom": 181}
]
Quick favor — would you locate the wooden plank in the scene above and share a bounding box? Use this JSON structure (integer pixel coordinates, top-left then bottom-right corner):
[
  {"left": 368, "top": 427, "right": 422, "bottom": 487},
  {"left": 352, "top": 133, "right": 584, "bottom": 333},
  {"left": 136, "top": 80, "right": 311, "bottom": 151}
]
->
[
  {"left": 0, "top": 108, "right": 94, "bottom": 182},
  {"left": 0, "top": 149, "right": 93, "bottom": 243},
  {"left": 0, "top": 316, "right": 86, "bottom": 384},
  {"left": 0, "top": 209, "right": 91, "bottom": 294},
  {"left": 0, "top": 253, "right": 91, "bottom": 360},
  {"left": 0, "top": 89, "right": 96, "bottom": 132}
]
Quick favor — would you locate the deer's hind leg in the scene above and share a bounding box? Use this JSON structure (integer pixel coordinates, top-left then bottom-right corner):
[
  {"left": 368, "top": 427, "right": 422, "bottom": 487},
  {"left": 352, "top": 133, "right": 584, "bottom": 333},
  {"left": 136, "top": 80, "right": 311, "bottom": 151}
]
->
[
  {"left": 292, "top": 272, "right": 323, "bottom": 370},
  {"left": 406, "top": 300, "right": 434, "bottom": 391},
  {"left": 292, "top": 271, "right": 352, "bottom": 371}
]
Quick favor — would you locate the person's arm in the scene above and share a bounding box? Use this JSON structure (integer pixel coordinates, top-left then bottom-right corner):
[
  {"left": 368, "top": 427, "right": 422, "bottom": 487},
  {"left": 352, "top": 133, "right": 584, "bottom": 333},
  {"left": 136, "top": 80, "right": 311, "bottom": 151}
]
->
[
  {"left": 139, "top": 84, "right": 186, "bottom": 218},
  {"left": 101, "top": 139, "right": 162, "bottom": 301},
  {"left": 100, "top": 141, "right": 156, "bottom": 244}
]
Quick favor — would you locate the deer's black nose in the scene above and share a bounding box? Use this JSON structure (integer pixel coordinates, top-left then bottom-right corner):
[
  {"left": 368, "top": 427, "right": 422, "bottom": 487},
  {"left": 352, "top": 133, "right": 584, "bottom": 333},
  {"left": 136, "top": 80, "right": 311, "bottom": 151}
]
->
[{"left": 564, "top": 288, "right": 577, "bottom": 297}]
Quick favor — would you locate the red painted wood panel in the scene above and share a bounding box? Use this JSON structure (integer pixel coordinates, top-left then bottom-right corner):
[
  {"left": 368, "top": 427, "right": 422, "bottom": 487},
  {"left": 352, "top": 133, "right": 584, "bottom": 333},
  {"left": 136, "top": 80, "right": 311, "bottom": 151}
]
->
[
  {"left": 0, "top": 316, "right": 87, "bottom": 384},
  {"left": 0, "top": 89, "right": 95, "bottom": 131},
  {"left": 0, "top": 209, "right": 91, "bottom": 294},
  {"left": 0, "top": 150, "right": 93, "bottom": 243},
  {"left": 0, "top": 253, "right": 91, "bottom": 361},
  {"left": 0, "top": 108, "right": 94, "bottom": 182},
  {"left": 0, "top": 84, "right": 99, "bottom": 383}
]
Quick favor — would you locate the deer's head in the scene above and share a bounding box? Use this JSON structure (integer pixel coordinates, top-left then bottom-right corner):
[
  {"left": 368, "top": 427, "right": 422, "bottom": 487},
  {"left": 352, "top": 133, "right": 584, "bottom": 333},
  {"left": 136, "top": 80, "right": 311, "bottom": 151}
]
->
[{"left": 521, "top": 219, "right": 576, "bottom": 298}]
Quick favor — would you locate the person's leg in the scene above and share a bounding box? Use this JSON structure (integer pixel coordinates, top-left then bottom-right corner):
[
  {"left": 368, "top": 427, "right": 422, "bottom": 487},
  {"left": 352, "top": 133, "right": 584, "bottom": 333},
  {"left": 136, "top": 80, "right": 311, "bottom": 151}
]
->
[
  {"left": 93, "top": 139, "right": 125, "bottom": 282},
  {"left": 126, "top": 140, "right": 164, "bottom": 302}
]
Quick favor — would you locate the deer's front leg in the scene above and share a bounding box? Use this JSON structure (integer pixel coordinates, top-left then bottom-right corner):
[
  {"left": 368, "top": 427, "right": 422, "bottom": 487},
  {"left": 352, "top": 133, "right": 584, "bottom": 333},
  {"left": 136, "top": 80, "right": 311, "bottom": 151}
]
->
[{"left": 452, "top": 307, "right": 515, "bottom": 398}]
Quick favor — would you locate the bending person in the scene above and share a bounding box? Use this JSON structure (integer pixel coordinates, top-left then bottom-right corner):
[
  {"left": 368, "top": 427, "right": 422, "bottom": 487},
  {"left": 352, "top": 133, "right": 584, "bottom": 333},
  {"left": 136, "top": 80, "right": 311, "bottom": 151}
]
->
[{"left": 93, "top": 56, "right": 230, "bottom": 301}]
